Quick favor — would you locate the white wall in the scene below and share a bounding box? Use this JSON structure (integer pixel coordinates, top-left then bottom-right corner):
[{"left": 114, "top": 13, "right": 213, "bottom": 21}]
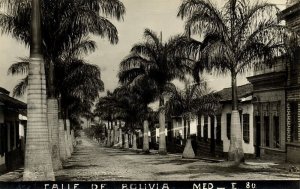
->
[
  {"left": 190, "top": 118, "right": 197, "bottom": 135},
  {"left": 221, "top": 103, "right": 254, "bottom": 154},
  {"left": 199, "top": 115, "right": 217, "bottom": 139},
  {"left": 18, "top": 114, "right": 27, "bottom": 138},
  {"left": 169, "top": 117, "right": 198, "bottom": 138}
]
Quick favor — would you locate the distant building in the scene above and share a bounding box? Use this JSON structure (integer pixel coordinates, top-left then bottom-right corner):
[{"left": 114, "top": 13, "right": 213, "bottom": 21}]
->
[{"left": 0, "top": 87, "right": 26, "bottom": 172}]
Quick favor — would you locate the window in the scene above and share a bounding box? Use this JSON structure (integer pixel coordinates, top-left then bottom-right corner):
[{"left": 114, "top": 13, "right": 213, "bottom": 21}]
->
[
  {"left": 197, "top": 115, "right": 201, "bottom": 139},
  {"left": 204, "top": 116, "right": 208, "bottom": 140},
  {"left": 264, "top": 116, "right": 270, "bottom": 147},
  {"left": 216, "top": 115, "right": 221, "bottom": 143},
  {"left": 273, "top": 116, "right": 280, "bottom": 148},
  {"left": 243, "top": 114, "right": 250, "bottom": 143},
  {"left": 290, "top": 102, "right": 298, "bottom": 142},
  {"left": 226, "top": 114, "right": 231, "bottom": 140}
]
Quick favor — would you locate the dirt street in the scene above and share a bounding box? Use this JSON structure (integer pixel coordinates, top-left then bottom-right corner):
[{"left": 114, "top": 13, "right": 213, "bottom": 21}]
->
[{"left": 55, "top": 134, "right": 300, "bottom": 181}]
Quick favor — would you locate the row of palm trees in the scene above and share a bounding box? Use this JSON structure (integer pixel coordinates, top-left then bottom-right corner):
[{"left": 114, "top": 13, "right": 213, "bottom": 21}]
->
[
  {"left": 0, "top": 0, "right": 125, "bottom": 180},
  {"left": 0, "top": 0, "right": 294, "bottom": 180},
  {"left": 96, "top": 0, "right": 292, "bottom": 165},
  {"left": 94, "top": 78, "right": 221, "bottom": 158}
]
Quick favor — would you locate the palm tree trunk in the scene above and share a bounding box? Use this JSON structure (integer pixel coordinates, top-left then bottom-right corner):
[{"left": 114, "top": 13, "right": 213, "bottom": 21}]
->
[
  {"left": 143, "top": 120, "right": 149, "bottom": 153},
  {"left": 132, "top": 132, "right": 137, "bottom": 150},
  {"left": 158, "top": 96, "right": 167, "bottom": 154},
  {"left": 107, "top": 122, "right": 111, "bottom": 147},
  {"left": 47, "top": 98, "right": 62, "bottom": 170},
  {"left": 23, "top": 0, "right": 54, "bottom": 181},
  {"left": 111, "top": 123, "right": 115, "bottom": 146},
  {"left": 66, "top": 119, "right": 73, "bottom": 154},
  {"left": 58, "top": 118, "right": 67, "bottom": 160},
  {"left": 110, "top": 129, "right": 114, "bottom": 146},
  {"left": 228, "top": 74, "right": 244, "bottom": 164},
  {"left": 119, "top": 127, "right": 123, "bottom": 148},
  {"left": 70, "top": 129, "right": 74, "bottom": 148},
  {"left": 182, "top": 115, "right": 195, "bottom": 158},
  {"left": 64, "top": 118, "right": 71, "bottom": 157},
  {"left": 124, "top": 133, "right": 129, "bottom": 149},
  {"left": 114, "top": 124, "right": 118, "bottom": 147}
]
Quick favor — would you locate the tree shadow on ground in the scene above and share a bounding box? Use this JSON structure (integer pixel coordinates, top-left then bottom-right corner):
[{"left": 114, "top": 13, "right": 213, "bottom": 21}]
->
[
  {"left": 105, "top": 152, "right": 139, "bottom": 156},
  {"left": 62, "top": 164, "right": 103, "bottom": 170},
  {"left": 145, "top": 158, "right": 202, "bottom": 166},
  {"left": 154, "top": 163, "right": 284, "bottom": 178}
]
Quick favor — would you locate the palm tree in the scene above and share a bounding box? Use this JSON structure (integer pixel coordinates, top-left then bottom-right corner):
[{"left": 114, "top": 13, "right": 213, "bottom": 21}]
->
[
  {"left": 1, "top": 0, "right": 124, "bottom": 170},
  {"left": 119, "top": 29, "right": 191, "bottom": 154},
  {"left": 20, "top": 0, "right": 54, "bottom": 181},
  {"left": 95, "top": 91, "right": 118, "bottom": 146},
  {"left": 120, "top": 86, "right": 154, "bottom": 153},
  {"left": 7, "top": 55, "right": 104, "bottom": 161},
  {"left": 178, "top": 0, "right": 288, "bottom": 163},
  {"left": 1, "top": 0, "right": 124, "bottom": 98},
  {"left": 165, "top": 81, "right": 220, "bottom": 158},
  {"left": 57, "top": 58, "right": 104, "bottom": 154}
]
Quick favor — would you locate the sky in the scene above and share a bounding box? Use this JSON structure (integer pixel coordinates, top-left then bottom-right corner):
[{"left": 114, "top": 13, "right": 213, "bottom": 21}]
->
[{"left": 0, "top": 0, "right": 286, "bottom": 102}]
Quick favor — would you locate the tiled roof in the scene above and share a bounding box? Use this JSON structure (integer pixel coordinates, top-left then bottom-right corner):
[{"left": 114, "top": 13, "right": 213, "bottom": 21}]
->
[{"left": 217, "top": 83, "right": 253, "bottom": 102}]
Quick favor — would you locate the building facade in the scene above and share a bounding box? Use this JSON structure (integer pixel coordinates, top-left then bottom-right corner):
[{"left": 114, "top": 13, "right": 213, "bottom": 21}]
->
[
  {"left": 247, "top": 57, "right": 287, "bottom": 161},
  {"left": 162, "top": 84, "right": 255, "bottom": 158},
  {"left": 215, "top": 84, "right": 254, "bottom": 158},
  {"left": 0, "top": 87, "right": 26, "bottom": 172},
  {"left": 278, "top": 0, "right": 300, "bottom": 163}
]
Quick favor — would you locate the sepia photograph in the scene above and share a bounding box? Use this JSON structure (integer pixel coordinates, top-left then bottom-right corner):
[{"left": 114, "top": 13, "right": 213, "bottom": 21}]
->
[{"left": 0, "top": 0, "right": 299, "bottom": 188}]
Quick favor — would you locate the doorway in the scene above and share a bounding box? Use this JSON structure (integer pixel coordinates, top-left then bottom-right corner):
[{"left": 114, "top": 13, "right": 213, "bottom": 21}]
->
[{"left": 255, "top": 116, "right": 261, "bottom": 157}]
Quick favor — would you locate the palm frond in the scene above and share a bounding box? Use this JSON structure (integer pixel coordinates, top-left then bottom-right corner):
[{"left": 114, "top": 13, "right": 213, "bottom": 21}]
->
[
  {"left": 98, "top": 0, "right": 126, "bottom": 20},
  {"left": 130, "top": 43, "right": 158, "bottom": 61},
  {"left": 65, "top": 38, "right": 97, "bottom": 58},
  {"left": 7, "top": 58, "right": 29, "bottom": 75},
  {"left": 144, "top": 28, "right": 160, "bottom": 48},
  {"left": 118, "top": 68, "right": 145, "bottom": 84},
  {"left": 178, "top": 0, "right": 227, "bottom": 36},
  {"left": 12, "top": 76, "right": 28, "bottom": 97},
  {"left": 120, "top": 54, "right": 156, "bottom": 71}
]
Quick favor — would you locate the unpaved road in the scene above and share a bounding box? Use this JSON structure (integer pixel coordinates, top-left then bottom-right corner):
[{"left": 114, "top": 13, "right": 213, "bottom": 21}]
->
[{"left": 55, "top": 134, "right": 300, "bottom": 181}]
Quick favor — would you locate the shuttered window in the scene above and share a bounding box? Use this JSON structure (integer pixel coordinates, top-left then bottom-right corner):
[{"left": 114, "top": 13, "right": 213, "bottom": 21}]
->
[
  {"left": 243, "top": 114, "right": 250, "bottom": 143},
  {"left": 226, "top": 114, "right": 231, "bottom": 140}
]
